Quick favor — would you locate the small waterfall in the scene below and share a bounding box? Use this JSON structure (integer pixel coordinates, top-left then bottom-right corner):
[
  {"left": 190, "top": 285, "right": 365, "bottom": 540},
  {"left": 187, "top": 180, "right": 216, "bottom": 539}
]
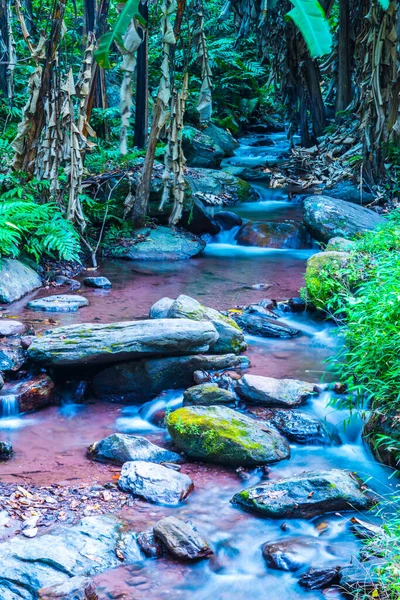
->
[
  {"left": 210, "top": 225, "right": 240, "bottom": 245},
  {"left": 116, "top": 390, "right": 184, "bottom": 433},
  {"left": 0, "top": 395, "right": 19, "bottom": 418}
]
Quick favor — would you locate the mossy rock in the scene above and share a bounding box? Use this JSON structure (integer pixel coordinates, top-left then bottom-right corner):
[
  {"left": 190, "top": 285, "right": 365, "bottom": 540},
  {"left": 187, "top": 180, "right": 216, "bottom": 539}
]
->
[
  {"left": 166, "top": 405, "right": 290, "bottom": 466},
  {"left": 325, "top": 237, "right": 356, "bottom": 252},
  {"left": 183, "top": 383, "right": 236, "bottom": 406},
  {"left": 304, "top": 251, "right": 350, "bottom": 311},
  {"left": 363, "top": 411, "right": 400, "bottom": 468}
]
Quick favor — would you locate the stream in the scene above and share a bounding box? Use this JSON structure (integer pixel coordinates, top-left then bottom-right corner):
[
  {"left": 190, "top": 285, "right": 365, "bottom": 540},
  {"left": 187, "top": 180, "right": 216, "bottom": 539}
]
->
[{"left": 0, "top": 132, "right": 394, "bottom": 599}]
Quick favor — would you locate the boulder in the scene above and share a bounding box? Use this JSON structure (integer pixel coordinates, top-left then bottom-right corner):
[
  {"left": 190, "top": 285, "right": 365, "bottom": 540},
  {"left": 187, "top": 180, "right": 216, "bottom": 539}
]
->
[
  {"left": 325, "top": 237, "right": 356, "bottom": 252},
  {"left": 118, "top": 461, "right": 194, "bottom": 505},
  {"left": 303, "top": 196, "right": 383, "bottom": 244},
  {"left": 179, "top": 197, "right": 220, "bottom": 235},
  {"left": 299, "top": 567, "right": 341, "bottom": 590},
  {"left": 82, "top": 277, "right": 112, "bottom": 289},
  {"left": 88, "top": 433, "right": 181, "bottom": 465},
  {"left": 0, "top": 515, "right": 141, "bottom": 599},
  {"left": 27, "top": 319, "right": 219, "bottom": 367},
  {"left": 166, "top": 405, "right": 290, "bottom": 466},
  {"left": 203, "top": 123, "right": 239, "bottom": 156},
  {"left": 231, "top": 469, "right": 377, "bottom": 518},
  {"left": 237, "top": 375, "right": 316, "bottom": 407},
  {"left": 248, "top": 407, "right": 340, "bottom": 445},
  {"left": 150, "top": 295, "right": 247, "bottom": 354},
  {"left": 153, "top": 516, "right": 213, "bottom": 560},
  {"left": 92, "top": 353, "right": 249, "bottom": 402},
  {"left": 14, "top": 374, "right": 56, "bottom": 412},
  {"left": 262, "top": 537, "right": 329, "bottom": 572},
  {"left": 363, "top": 410, "right": 400, "bottom": 468},
  {"left": 0, "top": 259, "right": 42, "bottom": 304},
  {"left": 27, "top": 295, "right": 89, "bottom": 313},
  {"left": 185, "top": 167, "right": 258, "bottom": 206},
  {"left": 247, "top": 119, "right": 285, "bottom": 133},
  {"left": 111, "top": 226, "right": 206, "bottom": 261},
  {"left": 222, "top": 165, "right": 271, "bottom": 182},
  {"left": 182, "top": 126, "right": 224, "bottom": 168},
  {"left": 214, "top": 211, "right": 243, "bottom": 230},
  {"left": 0, "top": 320, "right": 26, "bottom": 337},
  {"left": 0, "top": 441, "right": 13, "bottom": 460},
  {"left": 0, "top": 344, "right": 26, "bottom": 371},
  {"left": 232, "top": 312, "right": 300, "bottom": 338},
  {"left": 322, "top": 181, "right": 375, "bottom": 205},
  {"left": 183, "top": 383, "right": 236, "bottom": 406},
  {"left": 236, "top": 221, "right": 310, "bottom": 249},
  {"left": 38, "top": 576, "right": 98, "bottom": 600}
]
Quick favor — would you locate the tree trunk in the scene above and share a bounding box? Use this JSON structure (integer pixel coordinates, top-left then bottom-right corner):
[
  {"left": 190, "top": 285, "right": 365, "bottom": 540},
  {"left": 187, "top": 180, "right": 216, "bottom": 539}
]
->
[
  {"left": 303, "top": 57, "right": 326, "bottom": 137},
  {"left": 336, "top": 0, "right": 351, "bottom": 115},
  {"left": 0, "top": 0, "right": 9, "bottom": 97},
  {"left": 134, "top": 0, "right": 148, "bottom": 148}
]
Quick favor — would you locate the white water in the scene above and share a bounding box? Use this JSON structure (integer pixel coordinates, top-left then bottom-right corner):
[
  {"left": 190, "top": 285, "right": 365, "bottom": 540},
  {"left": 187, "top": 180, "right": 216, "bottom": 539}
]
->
[{"left": 116, "top": 389, "right": 184, "bottom": 434}]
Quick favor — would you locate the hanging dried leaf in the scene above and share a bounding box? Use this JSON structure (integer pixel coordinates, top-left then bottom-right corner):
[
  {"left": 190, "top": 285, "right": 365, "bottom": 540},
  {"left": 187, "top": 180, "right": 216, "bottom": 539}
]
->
[{"left": 193, "top": 0, "right": 212, "bottom": 123}]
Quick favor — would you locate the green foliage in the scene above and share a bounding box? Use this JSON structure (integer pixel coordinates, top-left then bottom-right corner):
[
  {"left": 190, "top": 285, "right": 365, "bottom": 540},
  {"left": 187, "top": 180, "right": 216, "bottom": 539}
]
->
[{"left": 286, "top": 0, "right": 333, "bottom": 58}]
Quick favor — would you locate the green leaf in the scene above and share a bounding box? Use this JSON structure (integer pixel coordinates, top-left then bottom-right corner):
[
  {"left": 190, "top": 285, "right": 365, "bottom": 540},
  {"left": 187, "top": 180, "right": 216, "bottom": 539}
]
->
[
  {"left": 285, "top": 0, "right": 332, "bottom": 58},
  {"left": 377, "top": 0, "right": 390, "bottom": 10},
  {"left": 94, "top": 0, "right": 146, "bottom": 69}
]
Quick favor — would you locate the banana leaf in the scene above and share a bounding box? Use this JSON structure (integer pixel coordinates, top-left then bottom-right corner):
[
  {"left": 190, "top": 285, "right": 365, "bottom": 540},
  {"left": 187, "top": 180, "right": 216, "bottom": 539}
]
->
[{"left": 285, "top": 0, "right": 332, "bottom": 58}]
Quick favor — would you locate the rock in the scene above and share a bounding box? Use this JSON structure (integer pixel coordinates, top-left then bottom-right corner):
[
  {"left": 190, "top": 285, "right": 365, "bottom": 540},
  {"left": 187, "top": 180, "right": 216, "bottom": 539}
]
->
[
  {"left": 238, "top": 375, "right": 316, "bottom": 407},
  {"left": 299, "top": 567, "right": 341, "bottom": 590},
  {"left": 323, "top": 181, "right": 375, "bottom": 205},
  {"left": 137, "top": 531, "right": 165, "bottom": 558},
  {"left": 92, "top": 353, "right": 249, "bottom": 402},
  {"left": 287, "top": 297, "right": 307, "bottom": 312},
  {"left": 167, "top": 405, "right": 290, "bottom": 466},
  {"left": 150, "top": 295, "right": 247, "bottom": 354},
  {"left": 112, "top": 226, "right": 206, "bottom": 261},
  {"left": 179, "top": 197, "right": 220, "bottom": 235},
  {"left": 232, "top": 312, "right": 300, "bottom": 338},
  {"left": 83, "top": 277, "right": 112, "bottom": 289},
  {"left": 339, "top": 558, "right": 383, "bottom": 593},
  {"left": 38, "top": 576, "right": 98, "bottom": 599},
  {"left": 88, "top": 433, "right": 181, "bottom": 465},
  {"left": 149, "top": 297, "right": 174, "bottom": 319},
  {"left": 236, "top": 221, "right": 310, "bottom": 249},
  {"left": 0, "top": 441, "right": 13, "bottom": 460},
  {"left": 15, "top": 374, "right": 56, "bottom": 412},
  {"left": 248, "top": 407, "right": 340, "bottom": 445},
  {"left": 222, "top": 165, "right": 271, "bottom": 181},
  {"left": 325, "top": 237, "right": 356, "bottom": 252},
  {"left": 0, "top": 373, "right": 3, "bottom": 390},
  {"left": 203, "top": 123, "right": 239, "bottom": 156},
  {"left": 27, "top": 319, "right": 219, "bottom": 367},
  {"left": 183, "top": 383, "right": 236, "bottom": 406},
  {"left": 350, "top": 517, "right": 383, "bottom": 540},
  {"left": 182, "top": 126, "right": 224, "bottom": 168},
  {"left": 0, "top": 320, "right": 26, "bottom": 336},
  {"left": 185, "top": 167, "right": 258, "bottom": 205},
  {"left": 0, "top": 344, "right": 26, "bottom": 371},
  {"left": 262, "top": 537, "right": 328, "bottom": 572},
  {"left": 118, "top": 461, "right": 194, "bottom": 504},
  {"left": 363, "top": 410, "right": 400, "bottom": 468},
  {"left": 153, "top": 516, "right": 213, "bottom": 560},
  {"left": 232, "top": 469, "right": 377, "bottom": 518},
  {"left": 214, "top": 211, "right": 243, "bottom": 230},
  {"left": 305, "top": 251, "right": 351, "bottom": 310},
  {"left": 27, "top": 295, "right": 89, "bottom": 313},
  {"left": 303, "top": 196, "right": 383, "bottom": 244},
  {"left": 0, "top": 515, "right": 141, "bottom": 599},
  {"left": 0, "top": 259, "right": 42, "bottom": 304},
  {"left": 20, "top": 335, "right": 35, "bottom": 349},
  {"left": 247, "top": 119, "right": 285, "bottom": 133}
]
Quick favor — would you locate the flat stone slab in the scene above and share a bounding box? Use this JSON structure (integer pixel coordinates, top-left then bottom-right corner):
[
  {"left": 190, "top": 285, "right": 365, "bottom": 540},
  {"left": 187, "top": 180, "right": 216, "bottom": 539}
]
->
[
  {"left": 27, "top": 295, "right": 89, "bottom": 313},
  {"left": 27, "top": 319, "right": 219, "bottom": 366},
  {"left": 0, "top": 259, "right": 42, "bottom": 304},
  {"left": 88, "top": 433, "right": 181, "bottom": 465},
  {"left": 237, "top": 374, "right": 316, "bottom": 407},
  {"left": 232, "top": 469, "right": 377, "bottom": 518},
  {"left": 116, "top": 226, "right": 206, "bottom": 261},
  {"left": 83, "top": 277, "right": 112, "bottom": 289},
  {"left": 118, "top": 461, "right": 194, "bottom": 505},
  {"left": 0, "top": 320, "right": 26, "bottom": 336}
]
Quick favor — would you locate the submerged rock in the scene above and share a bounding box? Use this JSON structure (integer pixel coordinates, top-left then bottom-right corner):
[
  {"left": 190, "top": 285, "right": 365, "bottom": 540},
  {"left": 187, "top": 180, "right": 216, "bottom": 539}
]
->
[
  {"left": 236, "top": 221, "right": 310, "bottom": 249},
  {"left": 183, "top": 383, "right": 236, "bottom": 406},
  {"left": 27, "top": 319, "right": 219, "bottom": 366},
  {"left": 232, "top": 312, "right": 300, "bottom": 338},
  {"left": 92, "top": 353, "right": 249, "bottom": 402},
  {"left": 0, "top": 441, "right": 13, "bottom": 460},
  {"left": 298, "top": 567, "right": 341, "bottom": 590},
  {"left": 0, "top": 259, "right": 42, "bottom": 304},
  {"left": 262, "top": 537, "right": 328, "bottom": 572},
  {"left": 82, "top": 277, "right": 112, "bottom": 289},
  {"left": 0, "top": 515, "right": 141, "bottom": 599},
  {"left": 182, "top": 126, "right": 224, "bottom": 168},
  {"left": 27, "top": 295, "right": 89, "bottom": 313},
  {"left": 118, "top": 461, "right": 193, "bottom": 504},
  {"left": 238, "top": 375, "right": 316, "bottom": 407},
  {"left": 167, "top": 405, "right": 290, "bottom": 466},
  {"left": 88, "top": 433, "right": 181, "bottom": 465},
  {"left": 150, "top": 295, "right": 247, "bottom": 354},
  {"left": 113, "top": 226, "right": 206, "bottom": 261},
  {"left": 38, "top": 576, "right": 98, "bottom": 599},
  {"left": 303, "top": 196, "right": 383, "bottom": 244},
  {"left": 232, "top": 469, "right": 377, "bottom": 518},
  {"left": 153, "top": 516, "right": 213, "bottom": 560},
  {"left": 0, "top": 320, "right": 26, "bottom": 337}
]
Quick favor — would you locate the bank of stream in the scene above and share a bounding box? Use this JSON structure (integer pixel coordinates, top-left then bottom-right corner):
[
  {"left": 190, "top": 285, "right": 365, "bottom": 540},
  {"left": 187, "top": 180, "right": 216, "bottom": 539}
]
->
[{"left": 0, "top": 133, "right": 393, "bottom": 600}]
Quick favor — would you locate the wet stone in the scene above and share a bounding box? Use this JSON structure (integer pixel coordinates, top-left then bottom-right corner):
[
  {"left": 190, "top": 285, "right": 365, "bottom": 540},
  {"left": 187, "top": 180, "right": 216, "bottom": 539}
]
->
[
  {"left": 0, "top": 344, "right": 26, "bottom": 371},
  {"left": 38, "top": 576, "right": 98, "bottom": 599},
  {"left": 238, "top": 374, "right": 316, "bottom": 407},
  {"left": 0, "top": 320, "right": 26, "bottom": 337},
  {"left": 118, "top": 461, "right": 194, "bottom": 505},
  {"left": 137, "top": 531, "right": 165, "bottom": 558},
  {"left": 0, "top": 441, "right": 13, "bottom": 460},
  {"left": 232, "top": 312, "right": 299, "bottom": 338},
  {"left": 88, "top": 433, "right": 181, "bottom": 465},
  {"left": 299, "top": 567, "right": 341, "bottom": 590},
  {"left": 183, "top": 382, "right": 236, "bottom": 406},
  {"left": 262, "top": 537, "right": 328, "bottom": 572},
  {"left": 83, "top": 277, "right": 112, "bottom": 289},
  {"left": 153, "top": 516, "right": 213, "bottom": 561},
  {"left": 27, "top": 295, "right": 89, "bottom": 313}
]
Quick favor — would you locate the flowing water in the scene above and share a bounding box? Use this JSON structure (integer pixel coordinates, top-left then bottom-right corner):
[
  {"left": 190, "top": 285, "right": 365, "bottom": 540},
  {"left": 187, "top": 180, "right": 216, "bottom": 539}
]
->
[{"left": 0, "top": 133, "right": 395, "bottom": 599}]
